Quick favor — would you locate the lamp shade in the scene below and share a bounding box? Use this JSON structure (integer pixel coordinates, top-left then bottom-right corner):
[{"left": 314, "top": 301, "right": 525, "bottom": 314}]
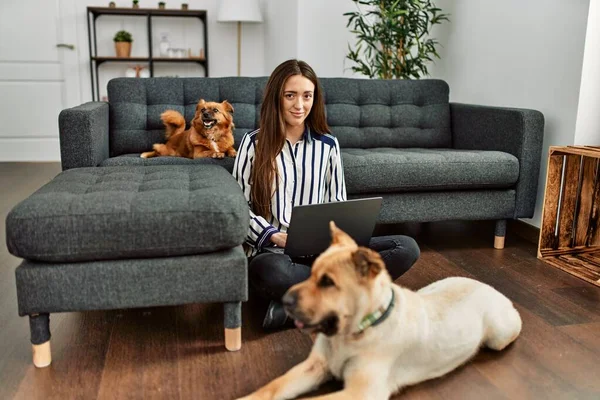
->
[{"left": 217, "top": 0, "right": 263, "bottom": 23}]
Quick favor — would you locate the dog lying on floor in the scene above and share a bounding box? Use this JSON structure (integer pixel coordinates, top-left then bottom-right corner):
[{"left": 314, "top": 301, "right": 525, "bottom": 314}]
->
[
  {"left": 238, "top": 222, "right": 522, "bottom": 400},
  {"left": 141, "top": 99, "right": 236, "bottom": 159}
]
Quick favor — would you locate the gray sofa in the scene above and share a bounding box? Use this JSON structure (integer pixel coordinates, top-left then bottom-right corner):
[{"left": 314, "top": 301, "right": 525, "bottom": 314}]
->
[{"left": 60, "top": 77, "right": 544, "bottom": 247}]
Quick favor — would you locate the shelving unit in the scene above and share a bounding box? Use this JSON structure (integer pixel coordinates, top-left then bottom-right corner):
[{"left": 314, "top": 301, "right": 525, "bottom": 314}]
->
[{"left": 86, "top": 7, "right": 208, "bottom": 101}]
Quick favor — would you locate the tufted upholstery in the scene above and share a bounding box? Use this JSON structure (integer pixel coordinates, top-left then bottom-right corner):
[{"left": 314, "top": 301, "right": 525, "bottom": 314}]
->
[
  {"left": 58, "top": 77, "right": 544, "bottom": 220},
  {"left": 320, "top": 78, "right": 450, "bottom": 148},
  {"left": 108, "top": 77, "right": 268, "bottom": 156},
  {"left": 107, "top": 77, "right": 450, "bottom": 157},
  {"left": 6, "top": 165, "right": 249, "bottom": 263}
]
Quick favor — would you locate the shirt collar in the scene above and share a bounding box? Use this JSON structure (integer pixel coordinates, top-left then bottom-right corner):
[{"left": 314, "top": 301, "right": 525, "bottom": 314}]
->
[
  {"left": 285, "top": 125, "right": 312, "bottom": 145},
  {"left": 303, "top": 126, "right": 312, "bottom": 144}
]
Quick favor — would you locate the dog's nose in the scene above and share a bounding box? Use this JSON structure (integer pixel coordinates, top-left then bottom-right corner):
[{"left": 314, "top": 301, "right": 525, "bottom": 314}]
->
[{"left": 282, "top": 291, "right": 298, "bottom": 309}]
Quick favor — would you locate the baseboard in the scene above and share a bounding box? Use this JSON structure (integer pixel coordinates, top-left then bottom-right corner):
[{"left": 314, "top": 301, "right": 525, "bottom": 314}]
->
[
  {"left": 0, "top": 137, "right": 61, "bottom": 162},
  {"left": 508, "top": 219, "right": 540, "bottom": 245}
]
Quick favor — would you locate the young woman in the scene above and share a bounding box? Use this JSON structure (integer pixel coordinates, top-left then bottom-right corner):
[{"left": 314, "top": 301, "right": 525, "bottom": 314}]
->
[{"left": 232, "top": 59, "right": 420, "bottom": 329}]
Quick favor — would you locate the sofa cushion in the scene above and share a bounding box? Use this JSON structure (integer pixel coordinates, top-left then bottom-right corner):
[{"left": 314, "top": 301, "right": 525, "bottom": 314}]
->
[
  {"left": 323, "top": 79, "right": 451, "bottom": 149},
  {"left": 107, "top": 77, "right": 268, "bottom": 156},
  {"left": 6, "top": 165, "right": 249, "bottom": 263},
  {"left": 107, "top": 77, "right": 451, "bottom": 158},
  {"left": 100, "top": 154, "right": 236, "bottom": 173},
  {"left": 343, "top": 148, "right": 519, "bottom": 194}
]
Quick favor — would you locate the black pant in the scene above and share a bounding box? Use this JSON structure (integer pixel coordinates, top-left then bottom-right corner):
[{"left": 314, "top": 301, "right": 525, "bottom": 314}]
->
[{"left": 248, "top": 235, "right": 420, "bottom": 302}]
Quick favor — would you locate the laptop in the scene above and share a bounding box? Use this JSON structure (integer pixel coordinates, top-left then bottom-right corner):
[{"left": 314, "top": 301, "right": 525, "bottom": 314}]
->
[{"left": 264, "top": 197, "right": 382, "bottom": 258}]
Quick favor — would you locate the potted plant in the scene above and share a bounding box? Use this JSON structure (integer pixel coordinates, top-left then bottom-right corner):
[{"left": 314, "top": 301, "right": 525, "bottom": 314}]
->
[
  {"left": 132, "top": 0, "right": 139, "bottom": 9},
  {"left": 345, "top": 0, "right": 449, "bottom": 79},
  {"left": 114, "top": 30, "right": 133, "bottom": 58},
  {"left": 158, "top": 2, "right": 165, "bottom": 9},
  {"left": 109, "top": 1, "right": 116, "bottom": 8},
  {"left": 181, "top": 3, "right": 188, "bottom": 10}
]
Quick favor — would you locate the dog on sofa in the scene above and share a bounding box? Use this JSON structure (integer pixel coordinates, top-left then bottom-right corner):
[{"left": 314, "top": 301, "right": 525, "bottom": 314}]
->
[
  {"left": 238, "top": 222, "right": 522, "bottom": 400},
  {"left": 141, "top": 99, "right": 237, "bottom": 159}
]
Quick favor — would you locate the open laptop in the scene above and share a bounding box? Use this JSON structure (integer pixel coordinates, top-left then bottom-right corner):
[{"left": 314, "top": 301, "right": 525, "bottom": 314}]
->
[{"left": 264, "top": 197, "right": 382, "bottom": 258}]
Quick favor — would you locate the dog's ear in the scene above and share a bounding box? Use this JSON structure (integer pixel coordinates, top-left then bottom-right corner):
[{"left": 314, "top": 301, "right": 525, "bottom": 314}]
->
[
  {"left": 329, "top": 221, "right": 356, "bottom": 247},
  {"left": 352, "top": 247, "right": 384, "bottom": 279},
  {"left": 195, "top": 99, "right": 206, "bottom": 113},
  {"left": 222, "top": 100, "right": 234, "bottom": 114}
]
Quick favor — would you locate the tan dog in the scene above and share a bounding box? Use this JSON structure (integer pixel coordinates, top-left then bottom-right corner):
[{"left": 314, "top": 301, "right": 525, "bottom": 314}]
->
[
  {"left": 238, "top": 222, "right": 522, "bottom": 400},
  {"left": 140, "top": 99, "right": 236, "bottom": 159}
]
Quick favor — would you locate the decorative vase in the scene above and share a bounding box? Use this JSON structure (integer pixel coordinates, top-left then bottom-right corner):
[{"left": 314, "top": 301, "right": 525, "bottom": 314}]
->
[
  {"left": 158, "top": 3, "right": 165, "bottom": 9},
  {"left": 115, "top": 42, "right": 132, "bottom": 58},
  {"left": 181, "top": 3, "right": 188, "bottom": 10},
  {"left": 109, "top": 2, "right": 116, "bottom": 8},
  {"left": 159, "top": 33, "right": 170, "bottom": 57}
]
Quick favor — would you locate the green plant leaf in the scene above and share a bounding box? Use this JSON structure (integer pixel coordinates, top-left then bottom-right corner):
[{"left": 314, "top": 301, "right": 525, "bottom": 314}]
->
[{"left": 345, "top": 0, "right": 449, "bottom": 79}]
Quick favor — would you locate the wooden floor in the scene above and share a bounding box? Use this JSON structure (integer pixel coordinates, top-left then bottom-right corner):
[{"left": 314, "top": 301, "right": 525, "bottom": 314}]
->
[{"left": 1, "top": 162, "right": 599, "bottom": 400}]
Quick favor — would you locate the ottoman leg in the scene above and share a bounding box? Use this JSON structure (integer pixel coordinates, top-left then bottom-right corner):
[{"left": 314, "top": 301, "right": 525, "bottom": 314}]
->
[
  {"left": 224, "top": 302, "right": 242, "bottom": 351},
  {"left": 29, "top": 313, "right": 52, "bottom": 368},
  {"left": 494, "top": 219, "right": 507, "bottom": 249}
]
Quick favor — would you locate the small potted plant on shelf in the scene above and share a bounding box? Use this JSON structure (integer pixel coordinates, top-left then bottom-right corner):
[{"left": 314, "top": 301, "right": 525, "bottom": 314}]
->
[
  {"left": 158, "top": 2, "right": 166, "bottom": 9},
  {"left": 132, "top": 0, "right": 139, "bottom": 9},
  {"left": 114, "top": 30, "right": 133, "bottom": 58},
  {"left": 181, "top": 3, "right": 188, "bottom": 10},
  {"left": 109, "top": 1, "right": 116, "bottom": 8}
]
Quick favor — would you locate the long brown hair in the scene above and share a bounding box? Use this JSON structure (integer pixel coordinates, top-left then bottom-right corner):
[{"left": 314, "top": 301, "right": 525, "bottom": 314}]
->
[{"left": 251, "top": 59, "right": 330, "bottom": 218}]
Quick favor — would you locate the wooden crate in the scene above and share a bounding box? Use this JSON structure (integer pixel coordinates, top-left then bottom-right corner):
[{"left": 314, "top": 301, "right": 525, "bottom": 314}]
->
[{"left": 538, "top": 146, "right": 600, "bottom": 286}]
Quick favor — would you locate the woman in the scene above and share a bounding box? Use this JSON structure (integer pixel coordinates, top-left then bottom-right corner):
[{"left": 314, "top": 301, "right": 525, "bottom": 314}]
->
[{"left": 232, "top": 59, "right": 420, "bottom": 329}]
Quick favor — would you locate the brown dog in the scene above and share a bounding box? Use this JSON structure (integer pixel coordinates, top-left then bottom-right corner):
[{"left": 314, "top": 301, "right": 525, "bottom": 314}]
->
[
  {"left": 140, "top": 99, "right": 237, "bottom": 159},
  {"left": 238, "top": 223, "right": 521, "bottom": 400}
]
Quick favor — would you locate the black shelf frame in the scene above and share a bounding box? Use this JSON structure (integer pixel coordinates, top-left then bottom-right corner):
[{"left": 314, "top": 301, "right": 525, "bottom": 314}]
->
[{"left": 86, "top": 7, "right": 209, "bottom": 101}]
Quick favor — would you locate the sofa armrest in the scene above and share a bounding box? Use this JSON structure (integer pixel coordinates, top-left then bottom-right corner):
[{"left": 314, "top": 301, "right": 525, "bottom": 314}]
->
[
  {"left": 450, "top": 103, "right": 545, "bottom": 218},
  {"left": 58, "top": 102, "right": 109, "bottom": 171}
]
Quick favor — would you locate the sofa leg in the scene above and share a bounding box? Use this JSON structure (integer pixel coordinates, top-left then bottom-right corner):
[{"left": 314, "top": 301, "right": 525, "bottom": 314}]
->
[
  {"left": 494, "top": 219, "right": 507, "bottom": 249},
  {"left": 29, "top": 313, "right": 52, "bottom": 368},
  {"left": 224, "top": 302, "right": 242, "bottom": 351}
]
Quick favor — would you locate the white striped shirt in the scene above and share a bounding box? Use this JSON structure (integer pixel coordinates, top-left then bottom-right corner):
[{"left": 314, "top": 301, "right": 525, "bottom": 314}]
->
[{"left": 232, "top": 127, "right": 347, "bottom": 257}]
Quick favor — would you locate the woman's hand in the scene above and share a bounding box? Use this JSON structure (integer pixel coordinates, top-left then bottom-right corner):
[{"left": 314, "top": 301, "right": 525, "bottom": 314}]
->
[{"left": 270, "top": 232, "right": 288, "bottom": 248}]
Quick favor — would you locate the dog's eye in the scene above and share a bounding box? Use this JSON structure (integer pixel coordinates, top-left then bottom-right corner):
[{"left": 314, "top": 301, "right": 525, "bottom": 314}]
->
[
  {"left": 318, "top": 274, "right": 335, "bottom": 288},
  {"left": 201, "top": 108, "right": 206, "bottom": 112},
  {"left": 213, "top": 108, "right": 219, "bottom": 113}
]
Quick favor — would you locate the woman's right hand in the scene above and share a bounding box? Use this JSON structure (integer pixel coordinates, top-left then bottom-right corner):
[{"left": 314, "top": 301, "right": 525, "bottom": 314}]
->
[{"left": 270, "top": 232, "right": 288, "bottom": 248}]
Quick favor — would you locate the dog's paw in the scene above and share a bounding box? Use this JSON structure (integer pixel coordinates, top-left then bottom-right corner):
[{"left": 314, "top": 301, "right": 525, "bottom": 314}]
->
[
  {"left": 227, "top": 149, "right": 238, "bottom": 157},
  {"left": 212, "top": 152, "right": 225, "bottom": 159},
  {"left": 235, "top": 391, "right": 273, "bottom": 400}
]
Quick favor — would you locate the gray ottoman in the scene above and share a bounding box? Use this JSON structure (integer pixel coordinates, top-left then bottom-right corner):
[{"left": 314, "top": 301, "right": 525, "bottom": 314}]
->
[{"left": 6, "top": 165, "right": 249, "bottom": 367}]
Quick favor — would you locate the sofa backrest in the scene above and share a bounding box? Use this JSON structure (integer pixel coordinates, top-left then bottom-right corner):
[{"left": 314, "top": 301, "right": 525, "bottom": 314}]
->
[{"left": 107, "top": 77, "right": 451, "bottom": 156}]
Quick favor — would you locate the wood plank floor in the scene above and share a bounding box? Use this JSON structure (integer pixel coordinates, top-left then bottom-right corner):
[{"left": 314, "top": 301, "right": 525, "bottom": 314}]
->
[{"left": 1, "top": 162, "right": 599, "bottom": 400}]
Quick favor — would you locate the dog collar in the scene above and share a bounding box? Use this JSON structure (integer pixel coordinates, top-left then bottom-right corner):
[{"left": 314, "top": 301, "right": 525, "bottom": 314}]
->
[{"left": 356, "top": 288, "right": 395, "bottom": 334}]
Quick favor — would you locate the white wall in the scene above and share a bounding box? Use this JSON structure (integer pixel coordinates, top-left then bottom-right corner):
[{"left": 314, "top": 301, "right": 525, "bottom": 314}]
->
[
  {"left": 575, "top": 0, "right": 600, "bottom": 145},
  {"left": 74, "top": 0, "right": 267, "bottom": 101},
  {"left": 429, "top": 0, "right": 589, "bottom": 227},
  {"left": 263, "top": 0, "right": 298, "bottom": 73},
  {"left": 286, "top": 0, "right": 590, "bottom": 228},
  {"left": 296, "top": 0, "right": 357, "bottom": 77}
]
